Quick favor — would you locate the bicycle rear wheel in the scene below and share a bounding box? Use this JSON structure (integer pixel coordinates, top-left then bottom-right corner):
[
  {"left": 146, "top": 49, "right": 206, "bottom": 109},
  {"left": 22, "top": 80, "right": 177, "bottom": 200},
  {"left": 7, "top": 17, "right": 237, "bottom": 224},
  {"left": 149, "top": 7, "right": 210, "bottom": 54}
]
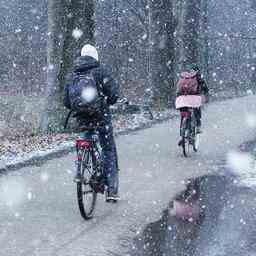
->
[
  {"left": 77, "top": 150, "right": 97, "bottom": 220},
  {"left": 181, "top": 136, "right": 191, "bottom": 157},
  {"left": 181, "top": 119, "right": 191, "bottom": 157}
]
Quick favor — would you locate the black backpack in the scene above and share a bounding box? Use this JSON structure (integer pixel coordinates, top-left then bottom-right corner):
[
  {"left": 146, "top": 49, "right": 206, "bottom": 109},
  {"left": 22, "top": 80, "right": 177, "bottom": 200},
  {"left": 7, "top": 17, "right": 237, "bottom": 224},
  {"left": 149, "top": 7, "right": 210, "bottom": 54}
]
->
[{"left": 68, "top": 71, "right": 104, "bottom": 117}]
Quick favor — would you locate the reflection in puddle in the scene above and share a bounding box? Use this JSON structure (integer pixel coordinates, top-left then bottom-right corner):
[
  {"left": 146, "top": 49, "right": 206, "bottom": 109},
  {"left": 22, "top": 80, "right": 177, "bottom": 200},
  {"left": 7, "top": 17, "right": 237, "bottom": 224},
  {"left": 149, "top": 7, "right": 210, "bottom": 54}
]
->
[{"left": 130, "top": 174, "right": 256, "bottom": 256}]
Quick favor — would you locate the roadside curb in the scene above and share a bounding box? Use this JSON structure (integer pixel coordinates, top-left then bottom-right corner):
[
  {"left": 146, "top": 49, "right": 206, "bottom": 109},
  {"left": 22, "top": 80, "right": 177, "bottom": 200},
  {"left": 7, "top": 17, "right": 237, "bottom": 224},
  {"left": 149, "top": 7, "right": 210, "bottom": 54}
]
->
[{"left": 0, "top": 113, "right": 178, "bottom": 174}]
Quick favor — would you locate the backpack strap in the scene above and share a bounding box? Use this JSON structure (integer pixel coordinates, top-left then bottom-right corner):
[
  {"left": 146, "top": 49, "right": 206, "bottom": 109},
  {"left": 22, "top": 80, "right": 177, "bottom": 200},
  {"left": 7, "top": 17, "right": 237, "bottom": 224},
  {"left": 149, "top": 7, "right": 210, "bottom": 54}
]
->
[{"left": 64, "top": 110, "right": 74, "bottom": 130}]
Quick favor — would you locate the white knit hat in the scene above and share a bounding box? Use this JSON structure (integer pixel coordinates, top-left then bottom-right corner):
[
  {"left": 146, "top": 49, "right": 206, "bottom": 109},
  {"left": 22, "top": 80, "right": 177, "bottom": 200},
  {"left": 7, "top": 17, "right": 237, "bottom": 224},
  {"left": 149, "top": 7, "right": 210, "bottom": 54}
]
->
[{"left": 81, "top": 44, "right": 99, "bottom": 61}]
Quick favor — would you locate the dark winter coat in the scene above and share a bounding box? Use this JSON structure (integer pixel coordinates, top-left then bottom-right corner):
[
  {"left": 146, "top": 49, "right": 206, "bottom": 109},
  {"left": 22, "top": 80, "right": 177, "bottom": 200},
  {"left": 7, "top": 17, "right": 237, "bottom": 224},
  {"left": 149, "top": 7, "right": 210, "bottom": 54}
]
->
[
  {"left": 64, "top": 56, "right": 120, "bottom": 127},
  {"left": 197, "top": 74, "right": 209, "bottom": 96}
]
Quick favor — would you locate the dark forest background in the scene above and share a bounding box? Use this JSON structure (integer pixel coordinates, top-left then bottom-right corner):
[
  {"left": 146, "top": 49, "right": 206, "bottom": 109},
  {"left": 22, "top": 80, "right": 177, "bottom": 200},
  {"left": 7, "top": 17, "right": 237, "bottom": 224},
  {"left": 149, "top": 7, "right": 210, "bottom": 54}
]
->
[{"left": 0, "top": 0, "right": 255, "bottom": 136}]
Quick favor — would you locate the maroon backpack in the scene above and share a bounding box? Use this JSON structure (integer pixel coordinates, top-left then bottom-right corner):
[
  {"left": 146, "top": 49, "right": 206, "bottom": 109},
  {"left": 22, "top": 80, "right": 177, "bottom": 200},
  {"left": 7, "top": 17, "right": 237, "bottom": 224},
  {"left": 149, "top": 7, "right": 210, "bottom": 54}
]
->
[{"left": 177, "top": 71, "right": 199, "bottom": 95}]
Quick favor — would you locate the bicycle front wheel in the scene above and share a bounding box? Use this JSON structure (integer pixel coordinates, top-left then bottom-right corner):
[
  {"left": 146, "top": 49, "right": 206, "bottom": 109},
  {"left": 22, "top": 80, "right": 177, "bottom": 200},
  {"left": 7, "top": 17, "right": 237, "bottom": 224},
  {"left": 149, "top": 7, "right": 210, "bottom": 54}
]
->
[{"left": 77, "top": 150, "right": 97, "bottom": 220}]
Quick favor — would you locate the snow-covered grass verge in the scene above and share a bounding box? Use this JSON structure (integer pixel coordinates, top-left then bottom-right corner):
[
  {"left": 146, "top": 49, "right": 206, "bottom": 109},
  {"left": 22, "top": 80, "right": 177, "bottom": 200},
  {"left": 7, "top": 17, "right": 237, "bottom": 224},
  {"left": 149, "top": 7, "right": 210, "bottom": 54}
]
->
[{"left": 0, "top": 110, "right": 176, "bottom": 172}]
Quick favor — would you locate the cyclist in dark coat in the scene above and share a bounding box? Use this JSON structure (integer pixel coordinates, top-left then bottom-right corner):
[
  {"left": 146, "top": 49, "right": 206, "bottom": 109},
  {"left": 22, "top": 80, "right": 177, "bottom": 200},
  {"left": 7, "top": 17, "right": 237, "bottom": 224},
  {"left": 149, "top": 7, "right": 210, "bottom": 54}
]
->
[
  {"left": 191, "top": 65, "right": 209, "bottom": 133},
  {"left": 64, "top": 44, "right": 120, "bottom": 202}
]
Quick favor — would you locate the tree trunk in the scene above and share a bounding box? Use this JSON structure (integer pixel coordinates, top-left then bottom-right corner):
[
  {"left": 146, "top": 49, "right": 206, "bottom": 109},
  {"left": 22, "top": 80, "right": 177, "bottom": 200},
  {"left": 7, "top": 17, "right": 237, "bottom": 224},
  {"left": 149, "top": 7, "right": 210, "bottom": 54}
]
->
[
  {"left": 150, "top": 0, "right": 175, "bottom": 108},
  {"left": 179, "top": 0, "right": 201, "bottom": 70},
  {"left": 59, "top": 0, "right": 95, "bottom": 87},
  {"left": 40, "top": 0, "right": 95, "bottom": 133},
  {"left": 201, "top": 0, "right": 209, "bottom": 81},
  {"left": 40, "top": 0, "right": 65, "bottom": 132},
  {"left": 251, "top": 1, "right": 256, "bottom": 88}
]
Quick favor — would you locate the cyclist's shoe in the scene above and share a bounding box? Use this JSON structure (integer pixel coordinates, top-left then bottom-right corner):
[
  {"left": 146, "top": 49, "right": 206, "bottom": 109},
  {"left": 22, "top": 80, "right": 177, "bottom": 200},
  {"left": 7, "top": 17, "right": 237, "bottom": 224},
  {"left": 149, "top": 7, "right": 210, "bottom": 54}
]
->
[
  {"left": 106, "top": 192, "right": 120, "bottom": 203},
  {"left": 196, "top": 126, "right": 202, "bottom": 134},
  {"left": 73, "top": 173, "right": 82, "bottom": 183}
]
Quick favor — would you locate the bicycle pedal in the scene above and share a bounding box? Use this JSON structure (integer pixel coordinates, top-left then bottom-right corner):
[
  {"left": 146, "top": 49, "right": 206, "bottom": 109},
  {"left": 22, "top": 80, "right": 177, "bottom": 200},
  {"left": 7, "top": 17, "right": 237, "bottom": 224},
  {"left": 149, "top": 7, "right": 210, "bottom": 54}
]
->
[
  {"left": 73, "top": 178, "right": 82, "bottom": 183},
  {"left": 73, "top": 172, "right": 82, "bottom": 182},
  {"left": 89, "top": 179, "right": 105, "bottom": 194}
]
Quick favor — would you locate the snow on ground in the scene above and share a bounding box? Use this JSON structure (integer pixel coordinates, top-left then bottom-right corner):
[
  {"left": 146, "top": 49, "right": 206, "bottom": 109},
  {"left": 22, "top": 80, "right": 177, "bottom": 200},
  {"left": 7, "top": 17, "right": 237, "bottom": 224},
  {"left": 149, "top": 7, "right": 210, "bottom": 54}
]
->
[{"left": 0, "top": 110, "right": 173, "bottom": 169}]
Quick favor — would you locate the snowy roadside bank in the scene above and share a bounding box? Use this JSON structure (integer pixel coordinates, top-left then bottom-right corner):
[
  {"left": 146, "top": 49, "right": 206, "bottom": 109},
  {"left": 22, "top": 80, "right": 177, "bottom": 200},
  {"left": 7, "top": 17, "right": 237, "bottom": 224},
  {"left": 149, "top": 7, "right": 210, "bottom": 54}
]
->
[{"left": 0, "top": 110, "right": 177, "bottom": 173}]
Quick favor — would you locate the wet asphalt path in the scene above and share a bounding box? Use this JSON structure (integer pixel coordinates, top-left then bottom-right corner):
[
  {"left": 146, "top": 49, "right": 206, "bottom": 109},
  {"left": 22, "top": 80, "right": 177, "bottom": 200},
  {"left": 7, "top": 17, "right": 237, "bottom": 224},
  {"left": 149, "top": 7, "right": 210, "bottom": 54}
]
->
[{"left": 0, "top": 96, "right": 256, "bottom": 256}]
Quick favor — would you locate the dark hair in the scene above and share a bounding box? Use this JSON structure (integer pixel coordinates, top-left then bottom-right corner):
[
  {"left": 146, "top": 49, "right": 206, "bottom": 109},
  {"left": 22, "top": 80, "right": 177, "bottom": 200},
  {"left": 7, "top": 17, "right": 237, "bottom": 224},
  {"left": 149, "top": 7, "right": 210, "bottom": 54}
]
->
[{"left": 191, "top": 64, "right": 200, "bottom": 72}]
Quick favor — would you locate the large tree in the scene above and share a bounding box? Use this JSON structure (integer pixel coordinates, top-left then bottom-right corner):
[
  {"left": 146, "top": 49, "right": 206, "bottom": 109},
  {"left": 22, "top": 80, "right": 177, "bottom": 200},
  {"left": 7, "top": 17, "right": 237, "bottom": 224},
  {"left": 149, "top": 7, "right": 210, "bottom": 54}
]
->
[
  {"left": 41, "top": 0, "right": 95, "bottom": 132},
  {"left": 149, "top": 0, "right": 175, "bottom": 108},
  {"left": 180, "top": 0, "right": 201, "bottom": 69},
  {"left": 200, "top": 0, "right": 209, "bottom": 81},
  {"left": 251, "top": 0, "right": 256, "bottom": 87}
]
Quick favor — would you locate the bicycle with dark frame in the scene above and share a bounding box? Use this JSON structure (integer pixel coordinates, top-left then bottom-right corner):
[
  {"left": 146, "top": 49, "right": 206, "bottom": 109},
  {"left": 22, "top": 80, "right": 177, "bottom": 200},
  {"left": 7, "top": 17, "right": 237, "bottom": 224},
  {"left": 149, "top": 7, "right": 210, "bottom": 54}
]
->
[
  {"left": 65, "top": 99, "right": 123, "bottom": 220},
  {"left": 178, "top": 107, "right": 200, "bottom": 157},
  {"left": 75, "top": 126, "right": 106, "bottom": 220}
]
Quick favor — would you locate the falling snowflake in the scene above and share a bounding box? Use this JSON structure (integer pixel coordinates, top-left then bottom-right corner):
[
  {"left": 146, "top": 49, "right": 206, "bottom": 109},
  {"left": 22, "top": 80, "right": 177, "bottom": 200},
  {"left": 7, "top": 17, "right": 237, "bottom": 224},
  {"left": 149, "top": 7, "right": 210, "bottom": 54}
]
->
[
  {"left": 41, "top": 172, "right": 50, "bottom": 183},
  {"left": 72, "top": 28, "right": 83, "bottom": 40},
  {"left": 48, "top": 64, "right": 54, "bottom": 71},
  {"left": 0, "top": 176, "right": 27, "bottom": 207},
  {"left": 245, "top": 113, "right": 256, "bottom": 128},
  {"left": 227, "top": 151, "right": 254, "bottom": 174},
  {"left": 142, "top": 34, "right": 147, "bottom": 40},
  {"left": 27, "top": 192, "right": 33, "bottom": 201}
]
